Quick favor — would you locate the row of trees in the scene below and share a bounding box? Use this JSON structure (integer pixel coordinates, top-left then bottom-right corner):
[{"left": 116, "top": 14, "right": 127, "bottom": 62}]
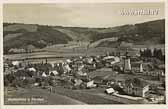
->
[{"left": 140, "top": 48, "right": 164, "bottom": 60}]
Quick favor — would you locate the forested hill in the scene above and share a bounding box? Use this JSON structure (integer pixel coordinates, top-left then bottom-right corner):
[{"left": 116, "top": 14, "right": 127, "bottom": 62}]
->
[{"left": 3, "top": 19, "right": 165, "bottom": 52}]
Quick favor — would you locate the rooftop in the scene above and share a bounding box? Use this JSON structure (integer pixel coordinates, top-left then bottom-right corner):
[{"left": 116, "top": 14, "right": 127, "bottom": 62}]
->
[{"left": 125, "top": 78, "right": 149, "bottom": 88}]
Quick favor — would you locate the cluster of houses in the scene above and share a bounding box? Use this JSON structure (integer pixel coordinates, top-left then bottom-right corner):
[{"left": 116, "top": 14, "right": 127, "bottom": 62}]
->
[
  {"left": 3, "top": 50, "right": 165, "bottom": 103},
  {"left": 7, "top": 45, "right": 36, "bottom": 54}
]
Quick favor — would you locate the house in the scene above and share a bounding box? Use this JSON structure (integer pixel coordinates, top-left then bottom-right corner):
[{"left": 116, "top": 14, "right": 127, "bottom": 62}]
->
[
  {"left": 78, "top": 64, "right": 85, "bottom": 71},
  {"left": 131, "top": 63, "right": 143, "bottom": 73},
  {"left": 78, "top": 71, "right": 87, "bottom": 76},
  {"left": 85, "top": 64, "right": 96, "bottom": 71},
  {"left": 124, "top": 78, "right": 149, "bottom": 97},
  {"left": 112, "top": 63, "right": 124, "bottom": 72},
  {"left": 159, "top": 72, "right": 165, "bottom": 82},
  {"left": 63, "top": 63, "right": 72, "bottom": 73},
  {"left": 66, "top": 59, "right": 72, "bottom": 63},
  {"left": 8, "top": 48, "right": 26, "bottom": 53},
  {"left": 92, "top": 76, "right": 104, "bottom": 86},
  {"left": 105, "top": 88, "right": 115, "bottom": 94},
  {"left": 28, "top": 67, "right": 36, "bottom": 72},
  {"left": 86, "top": 80, "right": 97, "bottom": 88},
  {"left": 75, "top": 75, "right": 90, "bottom": 82},
  {"left": 157, "top": 86, "right": 165, "bottom": 96},
  {"left": 25, "top": 45, "right": 36, "bottom": 53},
  {"left": 12, "top": 61, "right": 20, "bottom": 66},
  {"left": 144, "top": 70, "right": 164, "bottom": 77},
  {"left": 4, "top": 62, "right": 9, "bottom": 73},
  {"left": 103, "top": 56, "right": 120, "bottom": 65},
  {"left": 95, "top": 61, "right": 104, "bottom": 69},
  {"left": 14, "top": 69, "right": 32, "bottom": 78},
  {"left": 74, "top": 79, "right": 83, "bottom": 86},
  {"left": 83, "top": 57, "right": 94, "bottom": 64},
  {"left": 42, "top": 72, "right": 47, "bottom": 77},
  {"left": 49, "top": 70, "right": 59, "bottom": 76}
]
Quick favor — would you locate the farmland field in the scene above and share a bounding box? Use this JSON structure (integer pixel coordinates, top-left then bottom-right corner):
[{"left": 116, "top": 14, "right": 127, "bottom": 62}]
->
[
  {"left": 4, "top": 86, "right": 122, "bottom": 105},
  {"left": 4, "top": 87, "right": 86, "bottom": 105},
  {"left": 4, "top": 45, "right": 135, "bottom": 63}
]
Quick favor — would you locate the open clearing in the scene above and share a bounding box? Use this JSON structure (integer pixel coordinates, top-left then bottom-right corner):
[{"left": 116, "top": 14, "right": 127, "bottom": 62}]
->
[
  {"left": 4, "top": 87, "right": 86, "bottom": 105},
  {"left": 4, "top": 86, "right": 122, "bottom": 105}
]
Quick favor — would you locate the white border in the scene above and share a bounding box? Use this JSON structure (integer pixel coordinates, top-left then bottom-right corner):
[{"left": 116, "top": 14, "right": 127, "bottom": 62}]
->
[
  {"left": 1, "top": 0, "right": 166, "bottom": 3},
  {"left": 0, "top": 0, "right": 167, "bottom": 109}
]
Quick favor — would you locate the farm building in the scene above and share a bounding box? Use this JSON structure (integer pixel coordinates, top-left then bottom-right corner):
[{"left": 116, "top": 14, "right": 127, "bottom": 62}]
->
[
  {"left": 92, "top": 76, "right": 104, "bottom": 86},
  {"left": 25, "top": 45, "right": 36, "bottom": 53},
  {"left": 143, "top": 70, "right": 165, "bottom": 77},
  {"left": 124, "top": 78, "right": 149, "bottom": 97},
  {"left": 8, "top": 48, "right": 26, "bottom": 53}
]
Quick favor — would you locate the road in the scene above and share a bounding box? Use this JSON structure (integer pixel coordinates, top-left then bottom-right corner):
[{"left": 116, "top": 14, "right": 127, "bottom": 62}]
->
[
  {"left": 52, "top": 86, "right": 122, "bottom": 104},
  {"left": 5, "top": 86, "right": 123, "bottom": 104}
]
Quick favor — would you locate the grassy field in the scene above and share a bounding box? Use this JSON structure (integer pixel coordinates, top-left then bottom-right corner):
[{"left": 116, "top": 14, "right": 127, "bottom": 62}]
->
[
  {"left": 4, "top": 87, "right": 86, "bottom": 105},
  {"left": 52, "top": 86, "right": 122, "bottom": 104},
  {"left": 4, "top": 86, "right": 122, "bottom": 105},
  {"left": 4, "top": 46, "right": 119, "bottom": 62},
  {"left": 4, "top": 39, "right": 164, "bottom": 62}
]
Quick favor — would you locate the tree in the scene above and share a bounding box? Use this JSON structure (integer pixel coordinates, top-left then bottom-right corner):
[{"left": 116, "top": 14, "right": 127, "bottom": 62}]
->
[
  {"left": 153, "top": 48, "right": 164, "bottom": 60},
  {"left": 157, "top": 49, "right": 163, "bottom": 60},
  {"left": 153, "top": 48, "right": 157, "bottom": 57},
  {"left": 140, "top": 48, "right": 152, "bottom": 57},
  {"left": 140, "top": 49, "right": 143, "bottom": 57},
  {"left": 146, "top": 48, "right": 152, "bottom": 57}
]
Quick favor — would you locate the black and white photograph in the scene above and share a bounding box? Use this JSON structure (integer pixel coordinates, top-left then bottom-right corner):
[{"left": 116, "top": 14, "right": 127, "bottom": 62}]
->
[{"left": 2, "top": 2, "right": 166, "bottom": 105}]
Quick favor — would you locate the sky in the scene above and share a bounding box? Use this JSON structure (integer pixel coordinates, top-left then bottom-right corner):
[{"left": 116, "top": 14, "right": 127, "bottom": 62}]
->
[{"left": 3, "top": 3, "right": 165, "bottom": 28}]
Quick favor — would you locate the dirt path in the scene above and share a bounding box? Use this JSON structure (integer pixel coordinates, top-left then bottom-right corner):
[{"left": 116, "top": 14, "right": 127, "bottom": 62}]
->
[{"left": 53, "top": 86, "right": 122, "bottom": 104}]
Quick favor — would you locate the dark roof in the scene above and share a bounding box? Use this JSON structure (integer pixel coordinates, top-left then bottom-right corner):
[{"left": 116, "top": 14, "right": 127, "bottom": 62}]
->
[
  {"left": 131, "top": 63, "right": 141, "bottom": 68},
  {"left": 92, "top": 76, "right": 103, "bottom": 80},
  {"left": 125, "top": 78, "right": 149, "bottom": 88},
  {"left": 92, "top": 76, "right": 103, "bottom": 83}
]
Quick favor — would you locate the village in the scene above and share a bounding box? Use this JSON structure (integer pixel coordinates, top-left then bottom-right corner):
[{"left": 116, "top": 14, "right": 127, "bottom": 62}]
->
[{"left": 4, "top": 47, "right": 165, "bottom": 104}]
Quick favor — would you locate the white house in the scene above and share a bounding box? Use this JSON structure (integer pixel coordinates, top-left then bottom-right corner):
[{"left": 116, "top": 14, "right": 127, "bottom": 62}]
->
[
  {"left": 105, "top": 88, "right": 115, "bottom": 94},
  {"left": 87, "top": 80, "right": 97, "bottom": 88},
  {"left": 42, "top": 72, "right": 47, "bottom": 77},
  {"left": 49, "top": 70, "right": 59, "bottom": 76},
  {"left": 12, "top": 61, "right": 20, "bottom": 66},
  {"left": 28, "top": 67, "right": 36, "bottom": 72}
]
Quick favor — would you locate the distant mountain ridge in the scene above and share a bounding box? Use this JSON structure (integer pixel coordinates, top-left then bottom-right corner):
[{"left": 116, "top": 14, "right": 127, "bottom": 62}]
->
[{"left": 3, "top": 19, "right": 165, "bottom": 53}]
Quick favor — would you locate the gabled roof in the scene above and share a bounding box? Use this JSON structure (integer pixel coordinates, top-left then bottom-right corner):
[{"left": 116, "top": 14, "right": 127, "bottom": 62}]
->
[
  {"left": 92, "top": 76, "right": 104, "bottom": 83},
  {"left": 92, "top": 76, "right": 103, "bottom": 80},
  {"left": 131, "top": 63, "right": 141, "bottom": 68},
  {"left": 125, "top": 78, "right": 149, "bottom": 88}
]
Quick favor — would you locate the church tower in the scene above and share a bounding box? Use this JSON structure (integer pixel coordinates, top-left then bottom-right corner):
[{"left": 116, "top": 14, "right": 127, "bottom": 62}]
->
[
  {"left": 124, "top": 48, "right": 131, "bottom": 72},
  {"left": 139, "top": 63, "right": 143, "bottom": 73}
]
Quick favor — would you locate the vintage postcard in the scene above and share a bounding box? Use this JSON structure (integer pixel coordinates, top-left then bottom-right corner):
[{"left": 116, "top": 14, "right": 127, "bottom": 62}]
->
[{"left": 0, "top": 0, "right": 167, "bottom": 108}]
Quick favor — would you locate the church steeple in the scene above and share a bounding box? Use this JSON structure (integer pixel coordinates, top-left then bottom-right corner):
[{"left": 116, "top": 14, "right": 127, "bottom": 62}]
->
[
  {"left": 125, "top": 48, "right": 129, "bottom": 58},
  {"left": 124, "top": 48, "right": 131, "bottom": 72}
]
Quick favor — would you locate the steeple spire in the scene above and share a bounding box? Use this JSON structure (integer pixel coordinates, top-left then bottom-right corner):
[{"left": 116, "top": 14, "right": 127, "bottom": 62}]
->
[{"left": 125, "top": 48, "right": 128, "bottom": 58}]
